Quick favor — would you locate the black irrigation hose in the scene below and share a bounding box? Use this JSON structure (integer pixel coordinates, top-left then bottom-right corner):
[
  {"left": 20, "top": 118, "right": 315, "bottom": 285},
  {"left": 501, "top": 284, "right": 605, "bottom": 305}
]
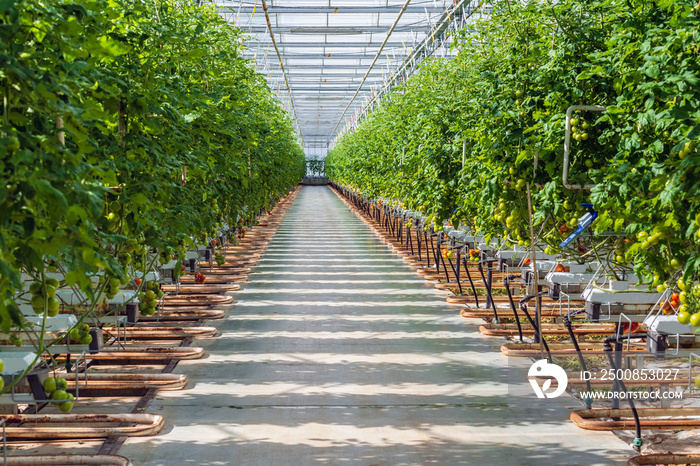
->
[
  {"left": 563, "top": 310, "right": 592, "bottom": 408},
  {"left": 437, "top": 238, "right": 450, "bottom": 280},
  {"left": 424, "top": 230, "right": 431, "bottom": 267},
  {"left": 478, "top": 261, "right": 498, "bottom": 322},
  {"left": 603, "top": 336, "right": 643, "bottom": 451},
  {"left": 504, "top": 274, "right": 523, "bottom": 343},
  {"left": 461, "top": 255, "right": 480, "bottom": 307},
  {"left": 447, "top": 251, "right": 463, "bottom": 294},
  {"left": 417, "top": 228, "right": 422, "bottom": 261},
  {"left": 429, "top": 232, "right": 439, "bottom": 271},
  {"left": 518, "top": 292, "right": 552, "bottom": 362}
]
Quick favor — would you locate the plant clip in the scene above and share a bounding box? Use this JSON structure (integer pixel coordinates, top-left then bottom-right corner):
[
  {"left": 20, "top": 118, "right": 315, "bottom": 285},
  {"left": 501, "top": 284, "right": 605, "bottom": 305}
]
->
[{"left": 559, "top": 203, "right": 598, "bottom": 248}]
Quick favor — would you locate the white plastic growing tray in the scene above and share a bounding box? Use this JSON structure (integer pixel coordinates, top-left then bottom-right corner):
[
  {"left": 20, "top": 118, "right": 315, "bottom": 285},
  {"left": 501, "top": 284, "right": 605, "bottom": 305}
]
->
[
  {"left": 0, "top": 351, "right": 37, "bottom": 373},
  {"left": 582, "top": 284, "right": 661, "bottom": 305},
  {"left": 497, "top": 248, "right": 558, "bottom": 261},
  {"left": 644, "top": 315, "right": 695, "bottom": 336},
  {"left": 24, "top": 315, "right": 78, "bottom": 332}
]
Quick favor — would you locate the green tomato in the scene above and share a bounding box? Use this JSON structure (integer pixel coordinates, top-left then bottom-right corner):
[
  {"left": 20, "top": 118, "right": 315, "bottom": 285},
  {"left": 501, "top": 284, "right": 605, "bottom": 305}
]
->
[
  {"left": 693, "top": 284, "right": 700, "bottom": 298},
  {"left": 47, "top": 297, "right": 60, "bottom": 312},
  {"left": 657, "top": 283, "right": 668, "bottom": 293},
  {"left": 678, "top": 311, "right": 691, "bottom": 325},
  {"left": 80, "top": 334, "right": 93, "bottom": 345},
  {"left": 31, "top": 294, "right": 44, "bottom": 312},
  {"left": 55, "top": 377, "right": 67, "bottom": 391},
  {"left": 29, "top": 281, "right": 42, "bottom": 295},
  {"left": 69, "top": 328, "right": 81, "bottom": 341},
  {"left": 691, "top": 313, "right": 700, "bottom": 327},
  {"left": 51, "top": 390, "right": 68, "bottom": 404},
  {"left": 58, "top": 400, "right": 74, "bottom": 413},
  {"left": 43, "top": 377, "right": 57, "bottom": 393},
  {"left": 670, "top": 258, "right": 681, "bottom": 268}
]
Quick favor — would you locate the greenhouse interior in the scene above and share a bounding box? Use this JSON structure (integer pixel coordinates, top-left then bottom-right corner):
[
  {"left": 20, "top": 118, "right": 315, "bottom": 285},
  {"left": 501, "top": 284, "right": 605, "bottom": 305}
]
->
[{"left": 0, "top": 0, "right": 698, "bottom": 464}]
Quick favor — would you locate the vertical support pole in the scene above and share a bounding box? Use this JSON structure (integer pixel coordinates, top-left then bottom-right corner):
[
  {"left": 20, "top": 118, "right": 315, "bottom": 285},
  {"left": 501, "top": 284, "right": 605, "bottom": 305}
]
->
[
  {"left": 486, "top": 261, "right": 493, "bottom": 308},
  {"left": 526, "top": 183, "right": 543, "bottom": 359},
  {"left": 612, "top": 341, "right": 622, "bottom": 410}
]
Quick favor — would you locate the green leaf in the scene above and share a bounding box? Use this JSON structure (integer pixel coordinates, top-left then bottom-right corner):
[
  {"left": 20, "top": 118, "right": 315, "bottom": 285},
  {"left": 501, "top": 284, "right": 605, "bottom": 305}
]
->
[
  {"left": 0, "top": 260, "right": 21, "bottom": 289},
  {"left": 0, "top": 0, "right": 16, "bottom": 13},
  {"left": 31, "top": 179, "right": 68, "bottom": 212}
]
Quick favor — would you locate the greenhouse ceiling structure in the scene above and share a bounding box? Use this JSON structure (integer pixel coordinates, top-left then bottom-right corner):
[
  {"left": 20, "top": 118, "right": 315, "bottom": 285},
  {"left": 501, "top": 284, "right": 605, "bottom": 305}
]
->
[{"left": 215, "top": 0, "right": 483, "bottom": 157}]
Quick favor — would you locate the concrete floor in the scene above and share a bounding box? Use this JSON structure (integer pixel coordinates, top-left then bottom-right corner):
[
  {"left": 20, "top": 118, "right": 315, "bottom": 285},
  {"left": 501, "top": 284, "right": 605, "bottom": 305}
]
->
[{"left": 121, "top": 186, "right": 630, "bottom": 465}]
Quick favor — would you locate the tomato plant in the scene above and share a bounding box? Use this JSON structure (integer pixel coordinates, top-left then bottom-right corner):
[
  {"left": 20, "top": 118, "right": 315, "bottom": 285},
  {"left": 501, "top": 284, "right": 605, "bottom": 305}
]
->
[
  {"left": 327, "top": 0, "right": 699, "bottom": 291},
  {"left": 0, "top": 0, "right": 304, "bottom": 394}
]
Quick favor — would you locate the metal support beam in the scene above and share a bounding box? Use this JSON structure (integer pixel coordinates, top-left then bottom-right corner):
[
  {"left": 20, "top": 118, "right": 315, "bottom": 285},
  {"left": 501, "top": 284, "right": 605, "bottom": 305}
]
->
[
  {"left": 234, "top": 26, "right": 420, "bottom": 33},
  {"left": 243, "top": 41, "right": 412, "bottom": 48},
  {"left": 331, "top": 0, "right": 485, "bottom": 146},
  {"left": 220, "top": 6, "right": 451, "bottom": 14},
  {"left": 244, "top": 53, "right": 407, "bottom": 60}
]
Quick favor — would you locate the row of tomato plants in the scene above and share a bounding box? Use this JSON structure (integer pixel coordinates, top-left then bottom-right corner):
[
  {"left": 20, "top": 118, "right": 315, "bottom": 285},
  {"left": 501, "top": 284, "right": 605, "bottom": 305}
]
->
[
  {"left": 327, "top": 0, "right": 699, "bottom": 305},
  {"left": 0, "top": 0, "right": 304, "bottom": 365}
]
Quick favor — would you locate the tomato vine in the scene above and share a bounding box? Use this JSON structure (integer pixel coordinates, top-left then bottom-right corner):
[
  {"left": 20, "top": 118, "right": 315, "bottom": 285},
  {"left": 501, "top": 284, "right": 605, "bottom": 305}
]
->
[
  {"left": 0, "top": 0, "right": 304, "bottom": 384},
  {"left": 327, "top": 0, "right": 700, "bottom": 290}
]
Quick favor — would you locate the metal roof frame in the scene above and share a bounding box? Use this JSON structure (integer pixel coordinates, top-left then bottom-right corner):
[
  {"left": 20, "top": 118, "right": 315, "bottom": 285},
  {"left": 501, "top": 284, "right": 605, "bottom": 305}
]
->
[{"left": 217, "top": 0, "right": 481, "bottom": 157}]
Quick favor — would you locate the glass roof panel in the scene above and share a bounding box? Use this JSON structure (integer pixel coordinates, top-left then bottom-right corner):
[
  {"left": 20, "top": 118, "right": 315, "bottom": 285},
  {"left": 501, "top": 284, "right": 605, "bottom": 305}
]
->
[{"left": 218, "top": 0, "right": 473, "bottom": 154}]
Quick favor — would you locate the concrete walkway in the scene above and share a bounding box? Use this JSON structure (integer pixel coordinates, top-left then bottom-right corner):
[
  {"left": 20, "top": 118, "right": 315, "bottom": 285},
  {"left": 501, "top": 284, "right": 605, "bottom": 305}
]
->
[{"left": 121, "top": 186, "right": 629, "bottom": 465}]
